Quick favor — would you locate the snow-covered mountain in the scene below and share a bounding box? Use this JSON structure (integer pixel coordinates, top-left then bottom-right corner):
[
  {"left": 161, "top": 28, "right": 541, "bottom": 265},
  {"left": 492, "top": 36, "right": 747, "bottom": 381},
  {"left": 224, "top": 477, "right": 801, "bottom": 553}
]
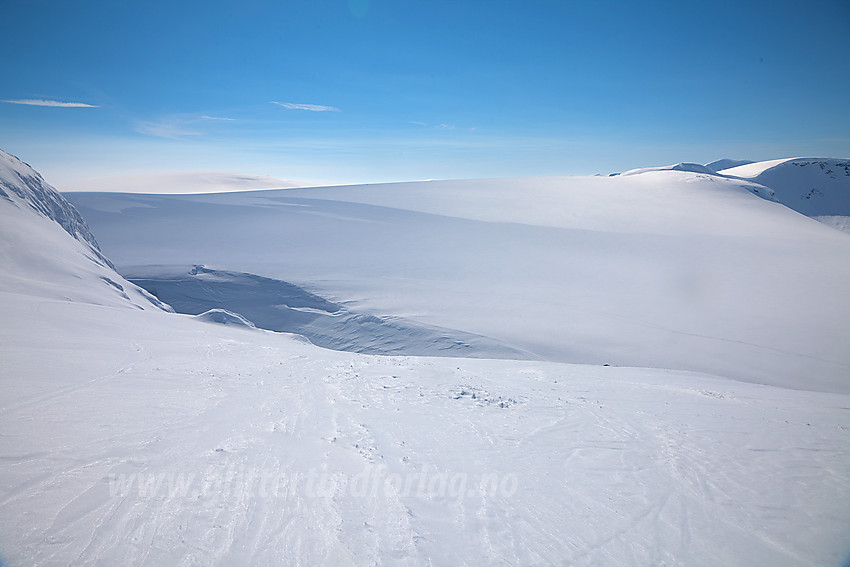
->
[
  {"left": 718, "top": 157, "right": 850, "bottom": 231},
  {"left": 0, "top": 150, "right": 168, "bottom": 310},
  {"left": 3, "top": 150, "right": 850, "bottom": 566}
]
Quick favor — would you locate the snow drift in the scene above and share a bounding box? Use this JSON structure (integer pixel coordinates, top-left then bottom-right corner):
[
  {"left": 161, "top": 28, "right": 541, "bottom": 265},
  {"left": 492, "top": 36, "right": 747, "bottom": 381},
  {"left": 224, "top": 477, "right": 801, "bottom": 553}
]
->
[{"left": 130, "top": 265, "right": 530, "bottom": 358}]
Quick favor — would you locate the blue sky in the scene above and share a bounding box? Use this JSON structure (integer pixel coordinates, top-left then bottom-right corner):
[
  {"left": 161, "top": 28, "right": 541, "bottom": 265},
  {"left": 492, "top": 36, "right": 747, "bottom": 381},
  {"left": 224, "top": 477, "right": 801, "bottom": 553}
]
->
[{"left": 1, "top": 0, "right": 849, "bottom": 187}]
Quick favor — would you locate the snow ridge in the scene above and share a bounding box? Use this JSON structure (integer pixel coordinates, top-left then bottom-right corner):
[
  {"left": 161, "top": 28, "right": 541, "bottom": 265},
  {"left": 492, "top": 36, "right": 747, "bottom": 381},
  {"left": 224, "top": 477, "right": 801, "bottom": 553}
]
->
[
  {"left": 0, "top": 149, "right": 112, "bottom": 268},
  {"left": 0, "top": 148, "right": 170, "bottom": 310}
]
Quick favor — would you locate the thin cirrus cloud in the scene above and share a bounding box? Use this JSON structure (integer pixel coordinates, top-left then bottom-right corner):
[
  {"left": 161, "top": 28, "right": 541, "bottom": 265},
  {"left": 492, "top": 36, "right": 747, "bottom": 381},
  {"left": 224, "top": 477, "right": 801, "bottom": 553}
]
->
[
  {"left": 1, "top": 98, "right": 99, "bottom": 108},
  {"left": 271, "top": 101, "right": 340, "bottom": 112},
  {"left": 201, "top": 115, "right": 237, "bottom": 121}
]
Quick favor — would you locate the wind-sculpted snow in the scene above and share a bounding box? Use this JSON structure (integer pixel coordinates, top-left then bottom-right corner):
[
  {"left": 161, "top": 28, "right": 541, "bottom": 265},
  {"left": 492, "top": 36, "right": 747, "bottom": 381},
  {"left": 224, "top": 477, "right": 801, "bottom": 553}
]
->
[
  {"left": 129, "top": 265, "right": 533, "bottom": 359},
  {"left": 193, "top": 308, "right": 258, "bottom": 328}
]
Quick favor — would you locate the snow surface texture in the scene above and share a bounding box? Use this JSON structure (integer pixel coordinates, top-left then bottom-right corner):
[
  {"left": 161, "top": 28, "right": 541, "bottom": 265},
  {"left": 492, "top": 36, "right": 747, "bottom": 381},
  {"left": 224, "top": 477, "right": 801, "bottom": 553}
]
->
[
  {"left": 67, "top": 169, "right": 850, "bottom": 392},
  {"left": 3, "top": 298, "right": 850, "bottom": 566},
  {"left": 3, "top": 149, "right": 850, "bottom": 565}
]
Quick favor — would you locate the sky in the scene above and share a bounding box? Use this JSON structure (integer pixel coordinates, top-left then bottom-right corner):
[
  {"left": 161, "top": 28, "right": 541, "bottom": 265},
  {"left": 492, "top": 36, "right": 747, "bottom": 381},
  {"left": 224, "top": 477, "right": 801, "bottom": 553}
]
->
[{"left": 1, "top": 0, "right": 849, "bottom": 189}]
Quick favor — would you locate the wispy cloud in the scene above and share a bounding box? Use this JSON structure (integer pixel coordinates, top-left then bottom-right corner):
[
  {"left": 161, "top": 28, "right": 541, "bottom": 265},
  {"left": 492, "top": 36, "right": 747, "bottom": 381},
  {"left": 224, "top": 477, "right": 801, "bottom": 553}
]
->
[
  {"left": 410, "top": 121, "right": 474, "bottom": 131},
  {"left": 135, "top": 121, "right": 202, "bottom": 139},
  {"left": 1, "top": 98, "right": 98, "bottom": 108},
  {"left": 201, "top": 115, "right": 237, "bottom": 121},
  {"left": 271, "top": 101, "right": 340, "bottom": 112}
]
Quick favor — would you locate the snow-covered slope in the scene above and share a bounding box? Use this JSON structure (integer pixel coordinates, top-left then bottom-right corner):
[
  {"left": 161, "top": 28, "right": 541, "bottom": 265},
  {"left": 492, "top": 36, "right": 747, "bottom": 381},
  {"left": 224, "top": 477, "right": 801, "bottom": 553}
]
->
[
  {"left": 0, "top": 150, "right": 167, "bottom": 310},
  {"left": 3, "top": 295, "right": 850, "bottom": 566},
  {"left": 67, "top": 173, "right": 850, "bottom": 392},
  {"left": 3, "top": 152, "right": 850, "bottom": 565},
  {"left": 719, "top": 157, "right": 850, "bottom": 219}
]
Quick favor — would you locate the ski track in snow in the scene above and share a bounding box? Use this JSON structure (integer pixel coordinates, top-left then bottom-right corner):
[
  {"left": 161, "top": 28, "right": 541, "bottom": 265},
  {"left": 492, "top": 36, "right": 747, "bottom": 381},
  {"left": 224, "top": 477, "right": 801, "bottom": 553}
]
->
[{"left": 2, "top": 300, "right": 850, "bottom": 566}]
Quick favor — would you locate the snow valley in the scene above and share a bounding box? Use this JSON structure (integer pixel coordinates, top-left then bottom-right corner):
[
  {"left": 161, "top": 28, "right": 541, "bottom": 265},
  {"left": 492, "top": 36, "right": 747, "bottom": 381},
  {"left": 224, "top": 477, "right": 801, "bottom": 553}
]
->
[{"left": 2, "top": 148, "right": 850, "bottom": 565}]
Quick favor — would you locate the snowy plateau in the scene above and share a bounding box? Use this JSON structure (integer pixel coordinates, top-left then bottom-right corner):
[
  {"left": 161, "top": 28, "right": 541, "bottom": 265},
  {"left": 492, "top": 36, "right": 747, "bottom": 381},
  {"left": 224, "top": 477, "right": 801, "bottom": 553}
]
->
[{"left": 2, "top": 147, "right": 850, "bottom": 566}]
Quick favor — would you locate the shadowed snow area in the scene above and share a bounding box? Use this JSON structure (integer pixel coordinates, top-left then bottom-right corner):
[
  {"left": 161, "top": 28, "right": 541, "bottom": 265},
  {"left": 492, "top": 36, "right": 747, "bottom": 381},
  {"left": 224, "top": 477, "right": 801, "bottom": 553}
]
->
[{"left": 128, "top": 265, "right": 531, "bottom": 358}]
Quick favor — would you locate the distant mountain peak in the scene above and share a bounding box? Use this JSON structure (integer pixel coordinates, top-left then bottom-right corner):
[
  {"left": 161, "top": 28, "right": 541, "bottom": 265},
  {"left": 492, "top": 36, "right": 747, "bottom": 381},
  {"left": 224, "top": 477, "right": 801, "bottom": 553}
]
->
[{"left": 718, "top": 157, "right": 850, "bottom": 220}]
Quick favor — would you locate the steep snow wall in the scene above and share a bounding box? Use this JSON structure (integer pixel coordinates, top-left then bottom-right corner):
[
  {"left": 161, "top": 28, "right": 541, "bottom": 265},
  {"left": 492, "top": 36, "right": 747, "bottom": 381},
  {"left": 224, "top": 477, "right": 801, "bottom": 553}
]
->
[
  {"left": 0, "top": 149, "right": 168, "bottom": 310},
  {"left": 0, "top": 149, "right": 110, "bottom": 265}
]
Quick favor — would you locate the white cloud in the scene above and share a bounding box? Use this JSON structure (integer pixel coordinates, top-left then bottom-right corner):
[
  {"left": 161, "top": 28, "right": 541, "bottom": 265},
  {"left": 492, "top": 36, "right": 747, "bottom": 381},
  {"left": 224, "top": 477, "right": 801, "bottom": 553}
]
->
[
  {"left": 271, "top": 101, "right": 340, "bottom": 112},
  {"left": 1, "top": 98, "right": 98, "bottom": 108},
  {"left": 201, "top": 115, "right": 237, "bottom": 121}
]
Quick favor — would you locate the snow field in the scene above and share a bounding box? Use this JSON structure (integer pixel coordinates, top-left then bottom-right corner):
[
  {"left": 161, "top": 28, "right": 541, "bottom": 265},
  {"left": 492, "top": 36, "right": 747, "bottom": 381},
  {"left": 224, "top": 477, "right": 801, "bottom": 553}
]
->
[
  {"left": 66, "top": 171, "right": 850, "bottom": 391},
  {"left": 1, "top": 297, "right": 849, "bottom": 565},
  {"left": 3, "top": 149, "right": 850, "bottom": 565}
]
